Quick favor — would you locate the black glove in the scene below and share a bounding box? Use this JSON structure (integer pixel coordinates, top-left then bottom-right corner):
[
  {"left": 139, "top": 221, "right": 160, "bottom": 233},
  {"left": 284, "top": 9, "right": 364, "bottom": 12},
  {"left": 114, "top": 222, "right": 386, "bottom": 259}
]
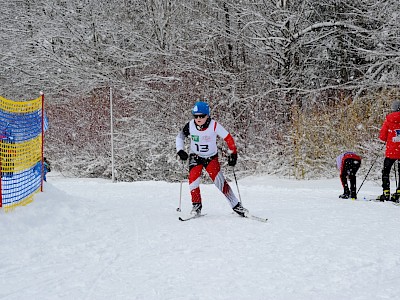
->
[
  {"left": 177, "top": 150, "right": 188, "bottom": 161},
  {"left": 228, "top": 153, "right": 237, "bottom": 167}
]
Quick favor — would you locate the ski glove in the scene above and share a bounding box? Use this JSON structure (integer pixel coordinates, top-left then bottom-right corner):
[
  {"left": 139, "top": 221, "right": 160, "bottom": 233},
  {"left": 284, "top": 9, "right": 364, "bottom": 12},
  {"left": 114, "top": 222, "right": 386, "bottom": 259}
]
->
[
  {"left": 177, "top": 150, "right": 188, "bottom": 161},
  {"left": 228, "top": 153, "right": 237, "bottom": 167}
]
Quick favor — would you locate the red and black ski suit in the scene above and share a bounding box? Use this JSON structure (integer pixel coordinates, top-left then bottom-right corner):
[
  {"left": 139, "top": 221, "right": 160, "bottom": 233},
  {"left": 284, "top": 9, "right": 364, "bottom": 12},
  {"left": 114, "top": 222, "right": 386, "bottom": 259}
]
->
[{"left": 379, "top": 111, "right": 400, "bottom": 191}]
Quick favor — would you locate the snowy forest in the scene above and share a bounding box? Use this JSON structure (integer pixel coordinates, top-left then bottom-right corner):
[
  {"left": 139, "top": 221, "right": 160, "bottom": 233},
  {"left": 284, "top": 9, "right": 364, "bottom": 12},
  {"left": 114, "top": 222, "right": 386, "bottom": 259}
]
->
[{"left": 1, "top": 0, "right": 400, "bottom": 181}]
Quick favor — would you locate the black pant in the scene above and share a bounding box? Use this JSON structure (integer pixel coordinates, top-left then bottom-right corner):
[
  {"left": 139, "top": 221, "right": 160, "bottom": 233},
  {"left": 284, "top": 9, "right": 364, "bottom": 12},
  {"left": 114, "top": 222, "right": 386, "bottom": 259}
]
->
[
  {"left": 382, "top": 157, "right": 400, "bottom": 190},
  {"left": 341, "top": 158, "right": 361, "bottom": 194},
  {"left": 188, "top": 153, "right": 218, "bottom": 170}
]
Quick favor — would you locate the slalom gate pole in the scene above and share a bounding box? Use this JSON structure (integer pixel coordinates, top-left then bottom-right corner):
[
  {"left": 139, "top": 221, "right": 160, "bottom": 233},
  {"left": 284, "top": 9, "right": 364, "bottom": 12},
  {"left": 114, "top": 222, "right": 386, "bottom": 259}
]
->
[
  {"left": 232, "top": 167, "right": 243, "bottom": 204},
  {"left": 357, "top": 143, "right": 385, "bottom": 195},
  {"left": 40, "top": 92, "right": 44, "bottom": 192}
]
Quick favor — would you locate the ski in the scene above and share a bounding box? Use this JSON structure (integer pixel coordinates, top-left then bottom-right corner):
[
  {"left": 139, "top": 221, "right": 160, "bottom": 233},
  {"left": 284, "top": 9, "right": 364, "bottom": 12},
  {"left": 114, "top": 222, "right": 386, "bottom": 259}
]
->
[
  {"left": 244, "top": 214, "right": 268, "bottom": 223},
  {"left": 178, "top": 214, "right": 206, "bottom": 221},
  {"left": 352, "top": 198, "right": 400, "bottom": 205},
  {"left": 178, "top": 213, "right": 268, "bottom": 222},
  {"left": 340, "top": 197, "right": 381, "bottom": 202},
  {"left": 356, "top": 198, "right": 388, "bottom": 202},
  {"left": 361, "top": 198, "right": 382, "bottom": 202}
]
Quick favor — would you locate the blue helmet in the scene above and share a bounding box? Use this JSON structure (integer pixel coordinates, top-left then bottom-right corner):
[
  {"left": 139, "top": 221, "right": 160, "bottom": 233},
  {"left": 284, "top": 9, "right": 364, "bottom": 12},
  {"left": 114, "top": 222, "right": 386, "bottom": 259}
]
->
[{"left": 192, "top": 101, "right": 210, "bottom": 115}]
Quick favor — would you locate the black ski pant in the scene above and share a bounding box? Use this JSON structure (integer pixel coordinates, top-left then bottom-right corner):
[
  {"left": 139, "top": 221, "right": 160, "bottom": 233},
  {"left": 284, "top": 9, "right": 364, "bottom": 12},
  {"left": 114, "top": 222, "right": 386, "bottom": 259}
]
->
[
  {"left": 382, "top": 157, "right": 400, "bottom": 191},
  {"left": 341, "top": 158, "right": 361, "bottom": 195}
]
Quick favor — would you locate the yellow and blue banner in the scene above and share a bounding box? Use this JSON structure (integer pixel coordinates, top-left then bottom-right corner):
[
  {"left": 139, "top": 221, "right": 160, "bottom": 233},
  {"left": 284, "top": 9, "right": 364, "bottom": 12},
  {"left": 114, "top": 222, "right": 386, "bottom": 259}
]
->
[{"left": 0, "top": 95, "right": 48, "bottom": 211}]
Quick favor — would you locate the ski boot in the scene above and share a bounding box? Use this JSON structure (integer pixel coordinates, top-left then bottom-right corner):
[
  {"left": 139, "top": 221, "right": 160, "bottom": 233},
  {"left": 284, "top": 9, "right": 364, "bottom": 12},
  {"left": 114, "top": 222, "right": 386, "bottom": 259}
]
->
[
  {"left": 377, "top": 190, "right": 390, "bottom": 202},
  {"left": 350, "top": 191, "right": 357, "bottom": 200},
  {"left": 190, "top": 203, "right": 202, "bottom": 216},
  {"left": 339, "top": 193, "right": 350, "bottom": 199},
  {"left": 390, "top": 189, "right": 400, "bottom": 203},
  {"left": 339, "top": 187, "right": 350, "bottom": 199},
  {"left": 232, "top": 202, "right": 249, "bottom": 217}
]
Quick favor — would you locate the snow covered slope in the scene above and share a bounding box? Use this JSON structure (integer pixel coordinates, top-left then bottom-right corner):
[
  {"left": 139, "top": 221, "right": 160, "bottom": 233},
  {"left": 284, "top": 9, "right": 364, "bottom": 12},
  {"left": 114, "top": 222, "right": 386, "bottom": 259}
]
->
[{"left": 1, "top": 174, "right": 400, "bottom": 300}]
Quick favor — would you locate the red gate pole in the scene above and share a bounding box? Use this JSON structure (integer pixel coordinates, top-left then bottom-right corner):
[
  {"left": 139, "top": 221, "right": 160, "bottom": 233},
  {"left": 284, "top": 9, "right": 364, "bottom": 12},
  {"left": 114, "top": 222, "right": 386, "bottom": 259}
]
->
[
  {"left": 0, "top": 157, "right": 2, "bottom": 208},
  {"left": 40, "top": 92, "right": 44, "bottom": 192}
]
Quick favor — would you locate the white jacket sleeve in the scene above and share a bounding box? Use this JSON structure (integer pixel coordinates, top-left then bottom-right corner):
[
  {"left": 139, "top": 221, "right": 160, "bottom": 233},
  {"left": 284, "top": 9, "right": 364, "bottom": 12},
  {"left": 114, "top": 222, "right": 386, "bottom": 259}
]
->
[
  {"left": 176, "top": 122, "right": 190, "bottom": 152},
  {"left": 176, "top": 131, "right": 185, "bottom": 152}
]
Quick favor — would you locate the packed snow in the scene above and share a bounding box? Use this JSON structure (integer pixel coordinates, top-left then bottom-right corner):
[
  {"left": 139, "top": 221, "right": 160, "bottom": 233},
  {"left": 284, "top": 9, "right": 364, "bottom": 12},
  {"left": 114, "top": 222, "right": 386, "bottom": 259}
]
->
[{"left": 1, "top": 172, "right": 400, "bottom": 300}]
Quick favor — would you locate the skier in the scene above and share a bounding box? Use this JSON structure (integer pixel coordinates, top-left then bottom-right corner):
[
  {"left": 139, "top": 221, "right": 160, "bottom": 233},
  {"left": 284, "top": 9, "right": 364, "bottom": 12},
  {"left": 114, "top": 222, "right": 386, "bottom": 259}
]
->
[
  {"left": 43, "top": 157, "right": 51, "bottom": 182},
  {"left": 336, "top": 152, "right": 362, "bottom": 199},
  {"left": 377, "top": 99, "right": 400, "bottom": 202},
  {"left": 175, "top": 101, "right": 248, "bottom": 217}
]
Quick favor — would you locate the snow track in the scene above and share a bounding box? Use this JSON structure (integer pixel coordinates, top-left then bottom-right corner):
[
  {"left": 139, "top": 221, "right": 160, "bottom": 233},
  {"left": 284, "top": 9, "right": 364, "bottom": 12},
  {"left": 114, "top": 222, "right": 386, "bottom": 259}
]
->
[{"left": 1, "top": 174, "right": 400, "bottom": 299}]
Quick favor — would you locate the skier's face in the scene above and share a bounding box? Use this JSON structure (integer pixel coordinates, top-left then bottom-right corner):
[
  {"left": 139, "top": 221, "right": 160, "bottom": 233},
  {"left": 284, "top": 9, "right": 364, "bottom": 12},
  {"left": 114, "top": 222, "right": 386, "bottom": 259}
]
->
[{"left": 193, "top": 114, "right": 207, "bottom": 126}]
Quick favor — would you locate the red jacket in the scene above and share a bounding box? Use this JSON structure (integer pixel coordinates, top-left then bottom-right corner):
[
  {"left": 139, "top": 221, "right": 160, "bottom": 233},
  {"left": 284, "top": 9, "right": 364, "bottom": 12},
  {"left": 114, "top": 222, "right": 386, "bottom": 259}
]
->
[{"left": 379, "top": 111, "right": 400, "bottom": 159}]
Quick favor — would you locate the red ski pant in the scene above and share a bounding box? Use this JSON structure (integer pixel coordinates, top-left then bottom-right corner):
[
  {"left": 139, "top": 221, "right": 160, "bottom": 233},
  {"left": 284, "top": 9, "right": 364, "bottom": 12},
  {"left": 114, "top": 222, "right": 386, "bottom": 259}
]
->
[{"left": 188, "top": 154, "right": 239, "bottom": 208}]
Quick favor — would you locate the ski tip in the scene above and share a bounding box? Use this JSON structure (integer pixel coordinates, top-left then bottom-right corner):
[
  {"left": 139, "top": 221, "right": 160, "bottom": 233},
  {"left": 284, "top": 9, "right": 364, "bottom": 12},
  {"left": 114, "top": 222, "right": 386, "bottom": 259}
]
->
[
  {"left": 244, "top": 214, "right": 268, "bottom": 222},
  {"left": 178, "top": 214, "right": 207, "bottom": 221}
]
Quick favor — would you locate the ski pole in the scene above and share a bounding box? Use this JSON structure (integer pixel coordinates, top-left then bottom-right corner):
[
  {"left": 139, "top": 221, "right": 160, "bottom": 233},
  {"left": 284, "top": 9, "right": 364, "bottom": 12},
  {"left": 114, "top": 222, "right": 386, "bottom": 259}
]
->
[
  {"left": 232, "top": 167, "right": 243, "bottom": 204},
  {"left": 396, "top": 160, "right": 400, "bottom": 191},
  {"left": 177, "top": 181, "right": 182, "bottom": 212},
  {"left": 357, "top": 143, "right": 385, "bottom": 195},
  {"left": 176, "top": 161, "right": 186, "bottom": 212}
]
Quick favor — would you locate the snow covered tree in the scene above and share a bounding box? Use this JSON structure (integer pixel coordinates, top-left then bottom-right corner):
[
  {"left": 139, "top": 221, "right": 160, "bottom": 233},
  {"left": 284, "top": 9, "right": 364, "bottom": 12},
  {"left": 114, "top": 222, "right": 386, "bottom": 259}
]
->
[{"left": 1, "top": 0, "right": 400, "bottom": 180}]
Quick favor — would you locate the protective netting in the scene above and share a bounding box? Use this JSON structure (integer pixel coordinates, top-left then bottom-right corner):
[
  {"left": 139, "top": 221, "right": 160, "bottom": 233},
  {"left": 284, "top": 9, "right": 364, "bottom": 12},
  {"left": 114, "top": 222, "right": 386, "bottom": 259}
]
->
[{"left": 0, "top": 95, "right": 48, "bottom": 211}]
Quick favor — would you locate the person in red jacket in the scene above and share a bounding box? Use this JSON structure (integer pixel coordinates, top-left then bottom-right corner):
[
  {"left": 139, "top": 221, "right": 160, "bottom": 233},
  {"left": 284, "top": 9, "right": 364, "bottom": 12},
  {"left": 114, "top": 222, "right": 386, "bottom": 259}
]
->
[
  {"left": 377, "top": 100, "right": 400, "bottom": 202},
  {"left": 176, "top": 101, "right": 248, "bottom": 217}
]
